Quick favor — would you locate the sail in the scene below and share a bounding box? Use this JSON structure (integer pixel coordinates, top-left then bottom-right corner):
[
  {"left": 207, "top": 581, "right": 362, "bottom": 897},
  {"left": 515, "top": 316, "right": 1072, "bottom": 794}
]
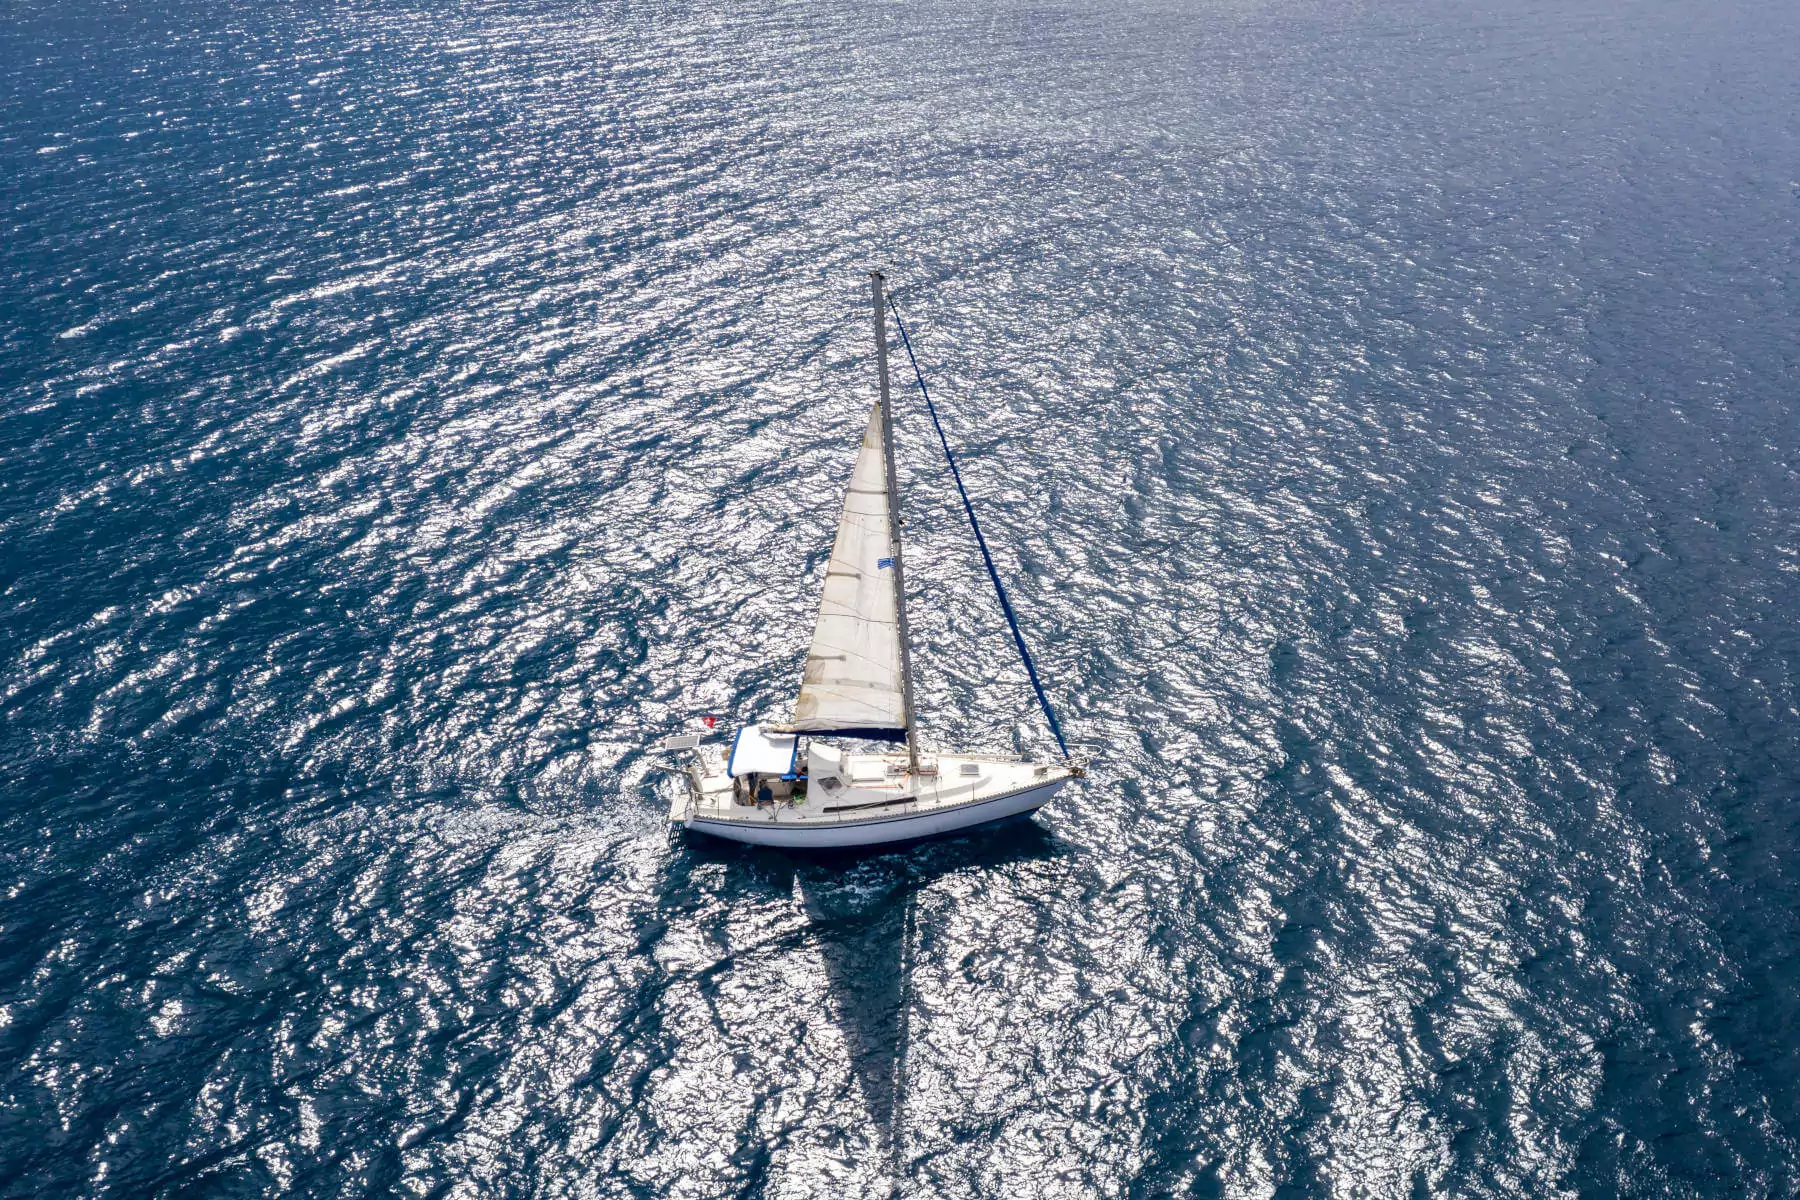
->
[{"left": 790, "top": 402, "right": 908, "bottom": 737}]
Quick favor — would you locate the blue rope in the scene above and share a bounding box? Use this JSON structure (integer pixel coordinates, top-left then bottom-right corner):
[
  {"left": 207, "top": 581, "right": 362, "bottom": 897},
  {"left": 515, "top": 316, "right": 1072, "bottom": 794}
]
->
[{"left": 887, "top": 298, "right": 1070, "bottom": 758}]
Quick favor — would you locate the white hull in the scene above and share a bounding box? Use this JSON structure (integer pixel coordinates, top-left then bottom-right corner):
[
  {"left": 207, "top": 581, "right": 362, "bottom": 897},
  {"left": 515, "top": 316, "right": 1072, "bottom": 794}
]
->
[
  {"left": 668, "top": 743, "right": 1077, "bottom": 850},
  {"left": 684, "top": 776, "right": 1066, "bottom": 849}
]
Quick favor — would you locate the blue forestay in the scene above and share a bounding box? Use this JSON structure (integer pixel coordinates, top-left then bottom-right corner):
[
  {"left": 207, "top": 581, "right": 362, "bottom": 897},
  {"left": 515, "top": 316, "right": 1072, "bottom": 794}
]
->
[{"left": 886, "top": 297, "right": 1071, "bottom": 758}]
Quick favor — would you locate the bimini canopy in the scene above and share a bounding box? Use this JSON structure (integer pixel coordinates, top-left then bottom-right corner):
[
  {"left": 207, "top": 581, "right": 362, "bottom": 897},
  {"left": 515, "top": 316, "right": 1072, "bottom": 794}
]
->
[
  {"left": 728, "top": 725, "right": 800, "bottom": 778},
  {"left": 789, "top": 402, "right": 908, "bottom": 740}
]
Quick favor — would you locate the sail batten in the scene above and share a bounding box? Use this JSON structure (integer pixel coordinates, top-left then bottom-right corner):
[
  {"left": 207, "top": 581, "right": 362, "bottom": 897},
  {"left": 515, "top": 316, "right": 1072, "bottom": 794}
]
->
[{"left": 789, "top": 402, "right": 909, "bottom": 736}]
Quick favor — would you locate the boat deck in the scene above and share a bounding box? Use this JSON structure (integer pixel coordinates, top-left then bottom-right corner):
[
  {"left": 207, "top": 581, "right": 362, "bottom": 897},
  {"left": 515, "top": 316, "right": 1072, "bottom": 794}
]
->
[{"left": 669, "top": 743, "right": 1077, "bottom": 837}]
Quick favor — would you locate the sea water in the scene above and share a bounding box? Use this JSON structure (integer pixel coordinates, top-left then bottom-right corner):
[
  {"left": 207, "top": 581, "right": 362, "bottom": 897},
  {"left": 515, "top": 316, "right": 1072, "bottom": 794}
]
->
[{"left": 3, "top": 0, "right": 1798, "bottom": 1194}]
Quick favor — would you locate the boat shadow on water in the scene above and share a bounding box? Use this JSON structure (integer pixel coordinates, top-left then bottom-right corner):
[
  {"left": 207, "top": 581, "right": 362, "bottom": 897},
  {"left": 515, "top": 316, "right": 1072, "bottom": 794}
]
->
[{"left": 682, "top": 815, "right": 1063, "bottom": 1162}]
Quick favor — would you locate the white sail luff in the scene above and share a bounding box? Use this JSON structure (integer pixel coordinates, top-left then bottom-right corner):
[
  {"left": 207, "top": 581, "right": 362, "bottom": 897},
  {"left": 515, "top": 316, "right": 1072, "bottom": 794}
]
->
[
  {"left": 870, "top": 270, "right": 922, "bottom": 771},
  {"left": 790, "top": 403, "right": 908, "bottom": 733}
]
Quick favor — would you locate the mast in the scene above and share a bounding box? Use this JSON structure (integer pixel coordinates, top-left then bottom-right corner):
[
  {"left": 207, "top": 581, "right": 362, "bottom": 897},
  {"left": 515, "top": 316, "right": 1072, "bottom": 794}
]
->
[{"left": 871, "top": 270, "right": 921, "bottom": 774}]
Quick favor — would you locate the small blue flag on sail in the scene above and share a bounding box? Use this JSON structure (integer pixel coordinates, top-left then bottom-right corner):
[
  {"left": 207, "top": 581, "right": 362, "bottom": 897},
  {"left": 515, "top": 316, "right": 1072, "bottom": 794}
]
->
[{"left": 877, "top": 557, "right": 894, "bottom": 569}]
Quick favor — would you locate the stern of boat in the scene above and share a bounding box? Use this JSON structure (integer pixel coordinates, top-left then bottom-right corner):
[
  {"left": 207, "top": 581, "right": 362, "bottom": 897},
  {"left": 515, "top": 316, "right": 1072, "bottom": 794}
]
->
[{"left": 653, "top": 734, "right": 730, "bottom": 828}]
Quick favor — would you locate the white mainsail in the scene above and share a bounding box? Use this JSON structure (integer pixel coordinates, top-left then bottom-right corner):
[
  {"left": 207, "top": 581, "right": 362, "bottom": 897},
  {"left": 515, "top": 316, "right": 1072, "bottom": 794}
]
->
[{"left": 789, "top": 401, "right": 908, "bottom": 735}]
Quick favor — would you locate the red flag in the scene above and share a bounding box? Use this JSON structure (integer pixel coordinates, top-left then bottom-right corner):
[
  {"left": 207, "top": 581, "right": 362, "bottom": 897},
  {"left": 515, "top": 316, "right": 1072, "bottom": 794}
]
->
[{"left": 702, "top": 716, "right": 717, "bottom": 729}]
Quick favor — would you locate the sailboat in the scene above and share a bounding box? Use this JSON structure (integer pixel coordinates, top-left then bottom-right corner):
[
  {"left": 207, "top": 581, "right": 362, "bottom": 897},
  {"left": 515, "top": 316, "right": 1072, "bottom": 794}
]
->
[{"left": 661, "top": 272, "right": 1082, "bottom": 849}]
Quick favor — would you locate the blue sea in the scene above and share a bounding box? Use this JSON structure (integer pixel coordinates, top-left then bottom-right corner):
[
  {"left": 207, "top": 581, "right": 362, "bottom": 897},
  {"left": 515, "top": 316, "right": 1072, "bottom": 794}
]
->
[{"left": 4, "top": 0, "right": 1799, "bottom": 1195}]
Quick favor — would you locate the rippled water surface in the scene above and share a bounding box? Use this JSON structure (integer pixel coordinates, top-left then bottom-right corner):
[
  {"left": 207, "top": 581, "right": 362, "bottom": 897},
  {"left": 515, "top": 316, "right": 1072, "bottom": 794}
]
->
[{"left": 5, "top": 0, "right": 1800, "bottom": 1195}]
